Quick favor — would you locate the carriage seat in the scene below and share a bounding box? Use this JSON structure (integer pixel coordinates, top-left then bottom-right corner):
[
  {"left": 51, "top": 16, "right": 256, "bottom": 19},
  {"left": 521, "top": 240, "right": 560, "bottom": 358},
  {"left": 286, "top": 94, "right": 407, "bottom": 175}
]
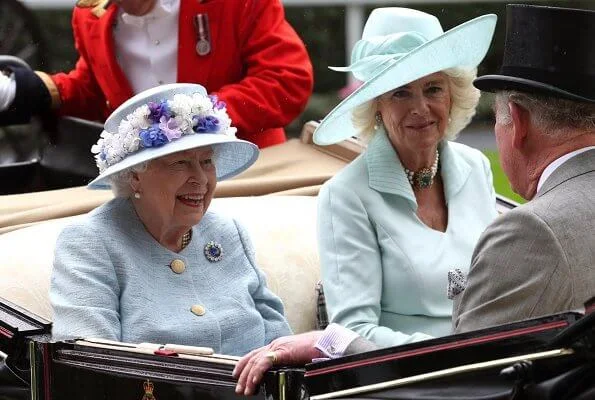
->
[{"left": 0, "top": 195, "right": 321, "bottom": 335}]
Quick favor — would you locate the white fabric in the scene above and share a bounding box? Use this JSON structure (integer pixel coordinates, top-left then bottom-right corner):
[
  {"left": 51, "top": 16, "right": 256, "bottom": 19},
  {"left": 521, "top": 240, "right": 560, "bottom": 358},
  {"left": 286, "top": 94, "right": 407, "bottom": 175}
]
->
[
  {"left": 0, "top": 196, "right": 321, "bottom": 334},
  {"left": 537, "top": 146, "right": 595, "bottom": 193},
  {"left": 114, "top": 0, "right": 180, "bottom": 94},
  {"left": 315, "top": 323, "right": 359, "bottom": 359},
  {"left": 0, "top": 73, "right": 16, "bottom": 112}
]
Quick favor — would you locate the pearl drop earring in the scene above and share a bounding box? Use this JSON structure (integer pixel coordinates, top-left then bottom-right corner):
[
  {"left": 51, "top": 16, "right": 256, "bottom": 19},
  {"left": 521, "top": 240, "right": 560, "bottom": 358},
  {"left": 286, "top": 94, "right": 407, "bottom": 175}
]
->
[
  {"left": 374, "top": 113, "right": 383, "bottom": 130},
  {"left": 134, "top": 192, "right": 141, "bottom": 199}
]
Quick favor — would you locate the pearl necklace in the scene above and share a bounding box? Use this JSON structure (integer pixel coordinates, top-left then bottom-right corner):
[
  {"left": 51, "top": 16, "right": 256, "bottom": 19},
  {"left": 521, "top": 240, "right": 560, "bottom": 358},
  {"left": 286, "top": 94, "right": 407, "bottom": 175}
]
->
[
  {"left": 181, "top": 230, "right": 192, "bottom": 250},
  {"left": 404, "top": 151, "right": 440, "bottom": 189}
]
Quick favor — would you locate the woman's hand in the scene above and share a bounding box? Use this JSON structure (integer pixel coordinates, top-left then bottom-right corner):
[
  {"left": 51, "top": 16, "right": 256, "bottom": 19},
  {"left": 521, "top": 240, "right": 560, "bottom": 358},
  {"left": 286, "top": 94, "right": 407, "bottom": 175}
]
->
[{"left": 233, "top": 331, "right": 324, "bottom": 396}]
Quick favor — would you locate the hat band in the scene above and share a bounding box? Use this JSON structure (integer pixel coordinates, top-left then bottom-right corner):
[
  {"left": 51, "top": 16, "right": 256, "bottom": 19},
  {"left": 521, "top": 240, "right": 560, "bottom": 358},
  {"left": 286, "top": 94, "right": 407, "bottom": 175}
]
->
[
  {"left": 330, "top": 32, "right": 427, "bottom": 82},
  {"left": 500, "top": 66, "right": 594, "bottom": 100}
]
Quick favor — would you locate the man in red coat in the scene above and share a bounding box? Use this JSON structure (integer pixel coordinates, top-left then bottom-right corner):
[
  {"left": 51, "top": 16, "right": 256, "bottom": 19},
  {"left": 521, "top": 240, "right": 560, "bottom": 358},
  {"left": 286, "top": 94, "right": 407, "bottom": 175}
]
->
[{"left": 0, "top": 0, "right": 313, "bottom": 148}]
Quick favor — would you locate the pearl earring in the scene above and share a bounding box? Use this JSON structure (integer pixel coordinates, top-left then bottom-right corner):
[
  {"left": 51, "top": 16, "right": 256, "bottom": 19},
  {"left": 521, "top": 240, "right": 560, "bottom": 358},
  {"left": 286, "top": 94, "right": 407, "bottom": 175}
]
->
[
  {"left": 374, "top": 113, "right": 383, "bottom": 130},
  {"left": 134, "top": 192, "right": 141, "bottom": 199}
]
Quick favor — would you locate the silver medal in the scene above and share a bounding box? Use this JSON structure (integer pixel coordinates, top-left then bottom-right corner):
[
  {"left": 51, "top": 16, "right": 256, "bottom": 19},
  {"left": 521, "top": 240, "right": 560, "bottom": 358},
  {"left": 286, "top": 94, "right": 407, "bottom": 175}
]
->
[{"left": 196, "top": 38, "right": 211, "bottom": 56}]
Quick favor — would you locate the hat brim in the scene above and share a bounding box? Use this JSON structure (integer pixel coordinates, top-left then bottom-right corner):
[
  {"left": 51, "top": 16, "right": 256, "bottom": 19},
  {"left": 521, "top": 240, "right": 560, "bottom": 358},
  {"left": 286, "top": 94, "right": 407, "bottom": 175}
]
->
[
  {"left": 313, "top": 14, "right": 497, "bottom": 145},
  {"left": 87, "top": 133, "right": 259, "bottom": 190},
  {"left": 473, "top": 75, "right": 595, "bottom": 103}
]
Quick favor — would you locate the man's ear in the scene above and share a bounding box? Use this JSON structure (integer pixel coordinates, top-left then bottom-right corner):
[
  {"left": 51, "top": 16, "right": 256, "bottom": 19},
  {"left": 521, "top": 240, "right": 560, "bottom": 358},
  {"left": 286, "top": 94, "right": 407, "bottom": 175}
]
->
[{"left": 509, "top": 101, "right": 530, "bottom": 151}]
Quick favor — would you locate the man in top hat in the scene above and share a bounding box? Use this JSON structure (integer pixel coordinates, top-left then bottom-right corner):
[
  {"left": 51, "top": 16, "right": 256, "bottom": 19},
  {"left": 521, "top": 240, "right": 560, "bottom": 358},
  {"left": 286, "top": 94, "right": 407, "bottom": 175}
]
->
[
  {"left": 452, "top": 4, "right": 595, "bottom": 332},
  {"left": 0, "top": 0, "right": 313, "bottom": 148}
]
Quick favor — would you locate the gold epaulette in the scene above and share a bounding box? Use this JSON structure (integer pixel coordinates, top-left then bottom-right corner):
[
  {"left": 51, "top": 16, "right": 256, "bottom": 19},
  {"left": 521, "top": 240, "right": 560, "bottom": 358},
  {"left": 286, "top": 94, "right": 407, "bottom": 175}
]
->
[
  {"left": 76, "top": 0, "right": 101, "bottom": 7},
  {"left": 76, "top": 0, "right": 110, "bottom": 18}
]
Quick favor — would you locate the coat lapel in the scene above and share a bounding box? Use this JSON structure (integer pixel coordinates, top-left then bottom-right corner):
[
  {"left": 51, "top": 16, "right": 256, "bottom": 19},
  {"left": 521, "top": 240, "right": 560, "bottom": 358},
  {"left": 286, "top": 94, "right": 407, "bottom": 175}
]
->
[
  {"left": 537, "top": 149, "right": 595, "bottom": 198},
  {"left": 177, "top": 0, "right": 222, "bottom": 87},
  {"left": 439, "top": 141, "right": 472, "bottom": 203},
  {"left": 365, "top": 129, "right": 472, "bottom": 208},
  {"left": 366, "top": 128, "right": 416, "bottom": 206}
]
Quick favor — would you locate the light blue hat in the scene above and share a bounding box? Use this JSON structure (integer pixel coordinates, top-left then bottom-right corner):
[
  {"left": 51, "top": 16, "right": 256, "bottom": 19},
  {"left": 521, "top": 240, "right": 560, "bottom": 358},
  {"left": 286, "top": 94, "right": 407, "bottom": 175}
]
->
[
  {"left": 88, "top": 83, "right": 259, "bottom": 189},
  {"left": 313, "top": 8, "right": 497, "bottom": 145}
]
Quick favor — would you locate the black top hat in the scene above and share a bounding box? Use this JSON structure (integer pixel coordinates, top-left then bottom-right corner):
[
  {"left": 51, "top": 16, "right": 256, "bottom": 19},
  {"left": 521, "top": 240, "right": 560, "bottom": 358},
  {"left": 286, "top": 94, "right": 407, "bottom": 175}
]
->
[{"left": 474, "top": 4, "right": 594, "bottom": 103}]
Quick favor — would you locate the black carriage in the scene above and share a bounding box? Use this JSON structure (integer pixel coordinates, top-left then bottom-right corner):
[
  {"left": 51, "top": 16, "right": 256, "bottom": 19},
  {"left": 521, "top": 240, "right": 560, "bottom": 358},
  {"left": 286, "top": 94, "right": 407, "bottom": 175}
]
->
[{"left": 1, "top": 295, "right": 594, "bottom": 400}]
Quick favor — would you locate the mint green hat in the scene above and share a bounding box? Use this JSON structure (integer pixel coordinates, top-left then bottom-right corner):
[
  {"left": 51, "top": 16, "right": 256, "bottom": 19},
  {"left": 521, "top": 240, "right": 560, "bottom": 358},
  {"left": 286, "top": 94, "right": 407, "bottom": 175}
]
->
[{"left": 313, "top": 8, "right": 497, "bottom": 145}]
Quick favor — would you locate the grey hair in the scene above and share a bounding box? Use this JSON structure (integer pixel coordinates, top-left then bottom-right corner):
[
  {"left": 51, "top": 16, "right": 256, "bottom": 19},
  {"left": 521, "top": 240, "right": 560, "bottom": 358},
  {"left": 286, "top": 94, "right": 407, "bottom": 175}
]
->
[
  {"left": 351, "top": 67, "right": 480, "bottom": 142},
  {"left": 495, "top": 91, "right": 595, "bottom": 134},
  {"left": 109, "top": 161, "right": 149, "bottom": 198}
]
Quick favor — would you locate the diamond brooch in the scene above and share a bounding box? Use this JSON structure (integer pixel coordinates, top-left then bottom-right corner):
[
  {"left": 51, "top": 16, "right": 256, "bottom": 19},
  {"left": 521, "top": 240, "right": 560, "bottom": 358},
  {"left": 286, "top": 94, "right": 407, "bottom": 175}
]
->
[{"left": 204, "top": 241, "right": 223, "bottom": 262}]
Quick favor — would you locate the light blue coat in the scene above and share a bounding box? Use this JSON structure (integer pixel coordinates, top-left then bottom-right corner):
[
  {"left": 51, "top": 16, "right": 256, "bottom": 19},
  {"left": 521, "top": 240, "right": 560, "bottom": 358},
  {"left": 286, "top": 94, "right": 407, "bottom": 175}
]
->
[
  {"left": 318, "top": 129, "right": 498, "bottom": 348},
  {"left": 50, "top": 198, "right": 291, "bottom": 356}
]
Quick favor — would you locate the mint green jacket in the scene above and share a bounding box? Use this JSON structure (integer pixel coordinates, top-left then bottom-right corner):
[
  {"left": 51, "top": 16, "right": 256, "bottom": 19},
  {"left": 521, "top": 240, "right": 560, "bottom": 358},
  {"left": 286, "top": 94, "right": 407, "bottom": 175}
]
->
[{"left": 318, "top": 129, "right": 498, "bottom": 348}]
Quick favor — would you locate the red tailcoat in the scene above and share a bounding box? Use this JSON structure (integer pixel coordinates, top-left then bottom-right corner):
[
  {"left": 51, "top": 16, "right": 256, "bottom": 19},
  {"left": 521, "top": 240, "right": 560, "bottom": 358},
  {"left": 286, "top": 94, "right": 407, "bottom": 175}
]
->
[{"left": 50, "top": 0, "right": 313, "bottom": 148}]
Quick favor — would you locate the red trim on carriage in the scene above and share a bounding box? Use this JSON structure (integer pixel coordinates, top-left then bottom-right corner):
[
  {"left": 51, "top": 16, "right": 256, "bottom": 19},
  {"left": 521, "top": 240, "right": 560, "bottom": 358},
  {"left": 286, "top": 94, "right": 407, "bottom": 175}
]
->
[
  {"left": 305, "top": 320, "right": 569, "bottom": 377},
  {"left": 0, "top": 325, "right": 14, "bottom": 339},
  {"left": 43, "top": 343, "right": 52, "bottom": 400}
]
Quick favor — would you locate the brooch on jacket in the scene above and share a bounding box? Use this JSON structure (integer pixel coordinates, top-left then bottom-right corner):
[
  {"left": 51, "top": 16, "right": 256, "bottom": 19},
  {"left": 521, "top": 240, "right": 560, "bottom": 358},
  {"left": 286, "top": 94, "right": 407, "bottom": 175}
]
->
[
  {"left": 204, "top": 241, "right": 223, "bottom": 262},
  {"left": 447, "top": 268, "right": 467, "bottom": 300}
]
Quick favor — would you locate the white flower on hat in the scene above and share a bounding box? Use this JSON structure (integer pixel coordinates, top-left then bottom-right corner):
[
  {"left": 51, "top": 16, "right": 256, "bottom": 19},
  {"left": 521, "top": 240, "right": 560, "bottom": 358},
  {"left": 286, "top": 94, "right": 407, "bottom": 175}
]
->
[
  {"left": 118, "top": 119, "right": 134, "bottom": 137},
  {"left": 174, "top": 115, "right": 192, "bottom": 132},
  {"left": 122, "top": 131, "right": 141, "bottom": 154},
  {"left": 126, "top": 104, "right": 151, "bottom": 130},
  {"left": 191, "top": 93, "right": 215, "bottom": 116},
  {"left": 169, "top": 94, "right": 193, "bottom": 119},
  {"left": 213, "top": 108, "right": 234, "bottom": 136}
]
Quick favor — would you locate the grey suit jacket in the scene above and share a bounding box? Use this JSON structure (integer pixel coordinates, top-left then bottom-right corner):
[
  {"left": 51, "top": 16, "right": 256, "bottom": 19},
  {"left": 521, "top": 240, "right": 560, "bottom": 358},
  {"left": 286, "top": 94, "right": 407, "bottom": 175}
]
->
[{"left": 453, "top": 149, "right": 595, "bottom": 333}]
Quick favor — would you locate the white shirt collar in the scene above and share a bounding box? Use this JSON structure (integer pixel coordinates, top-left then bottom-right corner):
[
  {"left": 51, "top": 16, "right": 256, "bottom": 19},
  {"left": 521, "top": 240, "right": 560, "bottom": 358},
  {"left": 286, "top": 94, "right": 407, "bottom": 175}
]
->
[
  {"left": 537, "top": 146, "right": 595, "bottom": 193},
  {"left": 120, "top": 0, "right": 179, "bottom": 28}
]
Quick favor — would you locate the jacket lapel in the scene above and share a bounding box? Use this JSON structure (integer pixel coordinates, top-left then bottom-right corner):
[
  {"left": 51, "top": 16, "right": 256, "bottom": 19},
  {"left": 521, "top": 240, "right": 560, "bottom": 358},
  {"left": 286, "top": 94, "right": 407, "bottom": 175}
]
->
[
  {"left": 537, "top": 149, "right": 595, "bottom": 198},
  {"left": 439, "top": 141, "right": 472, "bottom": 203},
  {"left": 177, "top": 0, "right": 222, "bottom": 87},
  {"left": 365, "top": 130, "right": 472, "bottom": 208},
  {"left": 366, "top": 129, "right": 417, "bottom": 206}
]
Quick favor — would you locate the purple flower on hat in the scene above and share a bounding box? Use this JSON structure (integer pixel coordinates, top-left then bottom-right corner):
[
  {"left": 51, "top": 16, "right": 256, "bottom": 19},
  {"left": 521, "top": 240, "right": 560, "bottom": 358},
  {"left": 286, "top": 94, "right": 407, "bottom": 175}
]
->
[
  {"left": 193, "top": 115, "right": 220, "bottom": 133},
  {"left": 208, "top": 94, "right": 226, "bottom": 110},
  {"left": 159, "top": 116, "right": 183, "bottom": 141},
  {"left": 140, "top": 125, "right": 168, "bottom": 147},
  {"left": 148, "top": 100, "right": 172, "bottom": 124}
]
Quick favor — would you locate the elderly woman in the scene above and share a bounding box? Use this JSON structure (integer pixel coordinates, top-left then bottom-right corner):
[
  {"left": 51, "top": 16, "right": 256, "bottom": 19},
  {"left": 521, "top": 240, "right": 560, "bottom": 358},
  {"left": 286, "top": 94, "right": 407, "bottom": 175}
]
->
[
  {"left": 314, "top": 8, "right": 499, "bottom": 348},
  {"left": 49, "top": 83, "right": 291, "bottom": 356}
]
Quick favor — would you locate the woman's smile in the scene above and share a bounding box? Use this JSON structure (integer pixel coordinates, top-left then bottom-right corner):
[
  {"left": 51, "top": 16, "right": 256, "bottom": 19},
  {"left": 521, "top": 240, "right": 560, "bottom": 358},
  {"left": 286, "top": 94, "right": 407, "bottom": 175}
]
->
[
  {"left": 405, "top": 120, "right": 437, "bottom": 130},
  {"left": 177, "top": 193, "right": 205, "bottom": 208}
]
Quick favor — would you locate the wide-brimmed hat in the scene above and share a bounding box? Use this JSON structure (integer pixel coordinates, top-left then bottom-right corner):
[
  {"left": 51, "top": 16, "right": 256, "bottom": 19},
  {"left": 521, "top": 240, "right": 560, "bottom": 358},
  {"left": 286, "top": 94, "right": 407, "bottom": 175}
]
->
[
  {"left": 313, "top": 8, "right": 497, "bottom": 145},
  {"left": 88, "top": 84, "right": 259, "bottom": 189},
  {"left": 474, "top": 4, "right": 594, "bottom": 103}
]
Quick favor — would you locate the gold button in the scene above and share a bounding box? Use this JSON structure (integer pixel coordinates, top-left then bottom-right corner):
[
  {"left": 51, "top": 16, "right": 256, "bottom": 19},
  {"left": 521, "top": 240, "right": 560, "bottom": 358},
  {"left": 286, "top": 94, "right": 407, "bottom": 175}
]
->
[
  {"left": 170, "top": 259, "right": 186, "bottom": 274},
  {"left": 191, "top": 304, "right": 206, "bottom": 316}
]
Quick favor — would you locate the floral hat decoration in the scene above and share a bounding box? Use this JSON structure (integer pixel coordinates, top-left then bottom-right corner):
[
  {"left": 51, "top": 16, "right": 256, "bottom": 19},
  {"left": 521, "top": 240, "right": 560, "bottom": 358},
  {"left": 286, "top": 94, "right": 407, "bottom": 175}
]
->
[{"left": 88, "top": 84, "right": 259, "bottom": 189}]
